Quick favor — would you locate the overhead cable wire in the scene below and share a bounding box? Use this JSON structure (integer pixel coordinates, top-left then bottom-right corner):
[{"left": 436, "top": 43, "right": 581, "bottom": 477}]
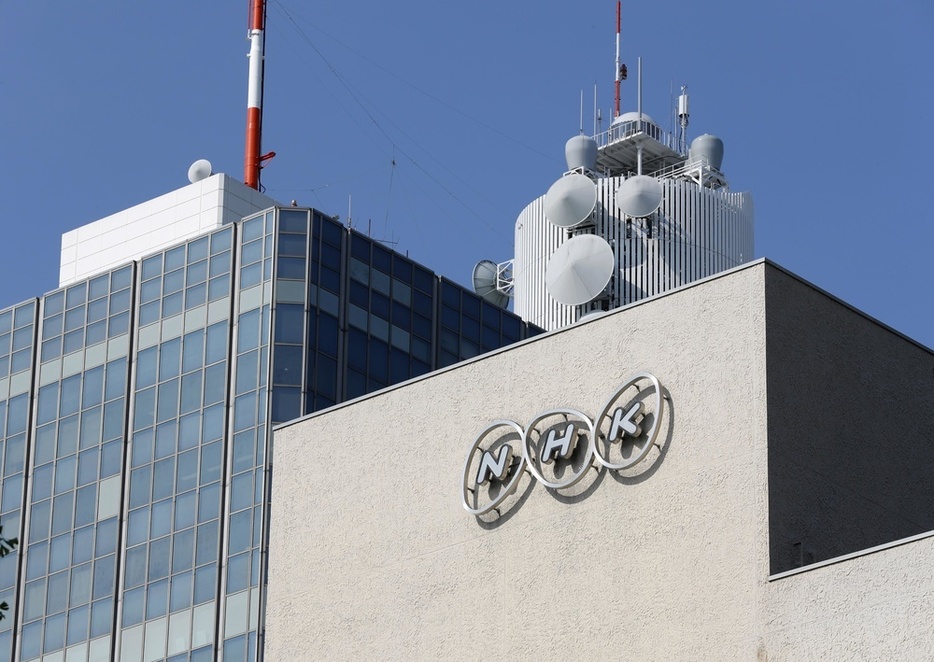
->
[
  {"left": 269, "top": 0, "right": 511, "bottom": 243},
  {"left": 271, "top": 0, "right": 561, "bottom": 167}
]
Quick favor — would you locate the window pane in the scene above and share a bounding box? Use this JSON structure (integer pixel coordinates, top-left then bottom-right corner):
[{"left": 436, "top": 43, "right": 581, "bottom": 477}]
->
[
  {"left": 274, "top": 304, "right": 303, "bottom": 344},
  {"left": 92, "top": 554, "right": 115, "bottom": 599},
  {"left": 195, "top": 522, "right": 219, "bottom": 566},
  {"left": 271, "top": 387, "right": 300, "bottom": 423},
  {"left": 34, "top": 423, "right": 56, "bottom": 473},
  {"left": 272, "top": 345, "right": 302, "bottom": 385},
  {"left": 193, "top": 565, "right": 216, "bottom": 605},
  {"left": 127, "top": 508, "right": 149, "bottom": 547},
  {"left": 149, "top": 537, "right": 170, "bottom": 581},
  {"left": 182, "top": 329, "right": 205, "bottom": 373}
]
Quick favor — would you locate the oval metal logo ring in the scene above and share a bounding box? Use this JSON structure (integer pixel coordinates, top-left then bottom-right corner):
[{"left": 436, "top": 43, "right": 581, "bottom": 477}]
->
[
  {"left": 462, "top": 420, "right": 526, "bottom": 516},
  {"left": 522, "top": 408, "right": 595, "bottom": 490},
  {"left": 462, "top": 373, "right": 666, "bottom": 516},
  {"left": 593, "top": 372, "right": 664, "bottom": 471}
]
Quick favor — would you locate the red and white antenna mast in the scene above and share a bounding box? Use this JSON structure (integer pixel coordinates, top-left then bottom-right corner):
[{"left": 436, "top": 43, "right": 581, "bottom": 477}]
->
[
  {"left": 244, "top": 0, "right": 274, "bottom": 189},
  {"left": 614, "top": 1, "right": 626, "bottom": 118}
]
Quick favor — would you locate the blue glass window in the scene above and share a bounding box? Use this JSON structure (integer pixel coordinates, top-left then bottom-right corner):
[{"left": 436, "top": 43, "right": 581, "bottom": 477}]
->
[
  {"left": 195, "top": 522, "right": 219, "bottom": 567},
  {"left": 321, "top": 217, "right": 342, "bottom": 247},
  {"left": 170, "top": 572, "right": 192, "bottom": 612},
  {"left": 273, "top": 346, "right": 303, "bottom": 385},
  {"left": 274, "top": 305, "right": 303, "bottom": 344},
  {"left": 317, "top": 314, "right": 338, "bottom": 357},
  {"left": 211, "top": 228, "right": 233, "bottom": 254},
  {"left": 187, "top": 260, "right": 208, "bottom": 285},
  {"left": 271, "top": 388, "right": 300, "bottom": 423},
  {"left": 141, "top": 256, "right": 162, "bottom": 281},
  {"left": 277, "top": 234, "right": 306, "bottom": 258},
  {"left": 206, "top": 322, "right": 228, "bottom": 364},
  {"left": 315, "top": 354, "right": 337, "bottom": 400},
  {"left": 277, "top": 256, "right": 305, "bottom": 280},
  {"left": 278, "top": 210, "right": 308, "bottom": 233},
  {"left": 88, "top": 297, "right": 108, "bottom": 322}
]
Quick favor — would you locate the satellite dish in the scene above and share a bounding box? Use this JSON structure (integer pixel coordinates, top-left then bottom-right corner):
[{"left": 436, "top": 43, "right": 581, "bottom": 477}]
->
[
  {"left": 577, "top": 309, "right": 608, "bottom": 324},
  {"left": 615, "top": 175, "right": 663, "bottom": 217},
  {"left": 545, "top": 234, "right": 615, "bottom": 306},
  {"left": 472, "top": 260, "right": 509, "bottom": 309},
  {"left": 188, "top": 159, "right": 213, "bottom": 183},
  {"left": 544, "top": 174, "right": 597, "bottom": 228}
]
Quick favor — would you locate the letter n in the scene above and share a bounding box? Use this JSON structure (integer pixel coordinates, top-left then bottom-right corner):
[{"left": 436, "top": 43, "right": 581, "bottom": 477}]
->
[{"left": 476, "top": 445, "right": 514, "bottom": 486}]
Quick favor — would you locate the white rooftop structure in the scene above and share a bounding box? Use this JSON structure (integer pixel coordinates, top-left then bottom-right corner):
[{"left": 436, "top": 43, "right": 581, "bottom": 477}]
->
[{"left": 59, "top": 173, "right": 278, "bottom": 286}]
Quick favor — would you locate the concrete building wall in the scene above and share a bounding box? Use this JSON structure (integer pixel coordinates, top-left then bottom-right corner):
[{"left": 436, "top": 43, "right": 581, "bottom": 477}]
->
[
  {"left": 59, "top": 174, "right": 277, "bottom": 286},
  {"left": 265, "top": 261, "right": 934, "bottom": 659},
  {"left": 762, "top": 534, "right": 934, "bottom": 659},
  {"left": 267, "top": 263, "right": 772, "bottom": 659},
  {"left": 765, "top": 267, "right": 934, "bottom": 573}
]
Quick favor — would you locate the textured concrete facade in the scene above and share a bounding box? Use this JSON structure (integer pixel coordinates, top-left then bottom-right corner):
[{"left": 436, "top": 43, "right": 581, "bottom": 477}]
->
[
  {"left": 266, "top": 261, "right": 934, "bottom": 660},
  {"left": 764, "top": 267, "right": 934, "bottom": 573}
]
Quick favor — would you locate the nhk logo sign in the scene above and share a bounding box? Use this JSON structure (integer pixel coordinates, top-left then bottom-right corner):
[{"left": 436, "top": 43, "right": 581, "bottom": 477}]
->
[{"left": 461, "top": 373, "right": 668, "bottom": 516}]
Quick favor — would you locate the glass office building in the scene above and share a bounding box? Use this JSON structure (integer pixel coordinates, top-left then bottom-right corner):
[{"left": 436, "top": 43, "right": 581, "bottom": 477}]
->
[{"left": 0, "top": 206, "right": 538, "bottom": 661}]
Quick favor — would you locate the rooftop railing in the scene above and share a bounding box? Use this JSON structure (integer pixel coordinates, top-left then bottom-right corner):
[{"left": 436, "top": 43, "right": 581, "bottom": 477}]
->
[{"left": 593, "top": 119, "right": 680, "bottom": 154}]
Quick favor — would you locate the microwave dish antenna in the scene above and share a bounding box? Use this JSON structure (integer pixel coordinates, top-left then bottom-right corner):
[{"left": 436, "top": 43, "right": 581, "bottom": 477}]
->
[
  {"left": 188, "top": 159, "right": 213, "bottom": 183},
  {"left": 545, "top": 234, "right": 615, "bottom": 306},
  {"left": 616, "top": 175, "right": 663, "bottom": 217},
  {"left": 544, "top": 174, "right": 598, "bottom": 228},
  {"left": 472, "top": 260, "right": 510, "bottom": 309}
]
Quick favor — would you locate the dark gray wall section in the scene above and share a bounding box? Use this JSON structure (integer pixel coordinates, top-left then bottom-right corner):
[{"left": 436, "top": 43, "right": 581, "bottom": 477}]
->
[{"left": 766, "top": 265, "right": 934, "bottom": 574}]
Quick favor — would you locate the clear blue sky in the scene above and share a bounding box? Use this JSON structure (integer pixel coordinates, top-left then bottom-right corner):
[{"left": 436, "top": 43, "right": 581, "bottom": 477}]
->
[{"left": 2, "top": 1, "right": 933, "bottom": 346}]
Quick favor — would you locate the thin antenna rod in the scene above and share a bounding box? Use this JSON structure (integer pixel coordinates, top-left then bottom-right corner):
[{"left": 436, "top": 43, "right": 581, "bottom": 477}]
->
[
  {"left": 244, "top": 0, "right": 266, "bottom": 189},
  {"left": 637, "top": 56, "right": 643, "bottom": 175},
  {"left": 579, "top": 90, "right": 584, "bottom": 134},
  {"left": 614, "top": 1, "right": 621, "bottom": 117},
  {"left": 637, "top": 57, "right": 643, "bottom": 125},
  {"left": 593, "top": 82, "right": 598, "bottom": 135}
]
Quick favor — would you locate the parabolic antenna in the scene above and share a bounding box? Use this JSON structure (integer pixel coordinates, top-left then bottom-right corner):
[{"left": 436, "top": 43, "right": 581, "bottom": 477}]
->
[
  {"left": 544, "top": 173, "right": 597, "bottom": 228},
  {"left": 188, "top": 159, "right": 213, "bottom": 184},
  {"left": 577, "top": 309, "right": 608, "bottom": 324},
  {"left": 472, "top": 260, "right": 509, "bottom": 309},
  {"left": 615, "top": 175, "right": 663, "bottom": 217},
  {"left": 545, "top": 234, "right": 615, "bottom": 306}
]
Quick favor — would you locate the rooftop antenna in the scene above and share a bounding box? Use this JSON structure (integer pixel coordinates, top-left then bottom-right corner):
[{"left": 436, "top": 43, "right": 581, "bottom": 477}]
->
[
  {"left": 593, "top": 83, "right": 599, "bottom": 136},
  {"left": 244, "top": 0, "right": 275, "bottom": 189},
  {"left": 614, "top": 1, "right": 623, "bottom": 117},
  {"left": 637, "top": 56, "right": 643, "bottom": 174},
  {"left": 579, "top": 90, "right": 585, "bottom": 135},
  {"left": 678, "top": 85, "right": 690, "bottom": 154}
]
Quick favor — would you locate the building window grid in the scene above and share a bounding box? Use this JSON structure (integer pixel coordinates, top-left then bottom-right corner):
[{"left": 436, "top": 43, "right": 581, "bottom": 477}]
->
[
  {"left": 0, "top": 301, "right": 36, "bottom": 662},
  {"left": 342, "top": 233, "right": 435, "bottom": 399},
  {"left": 219, "top": 212, "right": 275, "bottom": 661},
  {"left": 275, "top": 211, "right": 316, "bottom": 419},
  {"left": 437, "top": 279, "right": 515, "bottom": 369},
  {"left": 2, "top": 206, "right": 537, "bottom": 662},
  {"left": 18, "top": 265, "right": 135, "bottom": 661},
  {"left": 116, "top": 227, "right": 234, "bottom": 662}
]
